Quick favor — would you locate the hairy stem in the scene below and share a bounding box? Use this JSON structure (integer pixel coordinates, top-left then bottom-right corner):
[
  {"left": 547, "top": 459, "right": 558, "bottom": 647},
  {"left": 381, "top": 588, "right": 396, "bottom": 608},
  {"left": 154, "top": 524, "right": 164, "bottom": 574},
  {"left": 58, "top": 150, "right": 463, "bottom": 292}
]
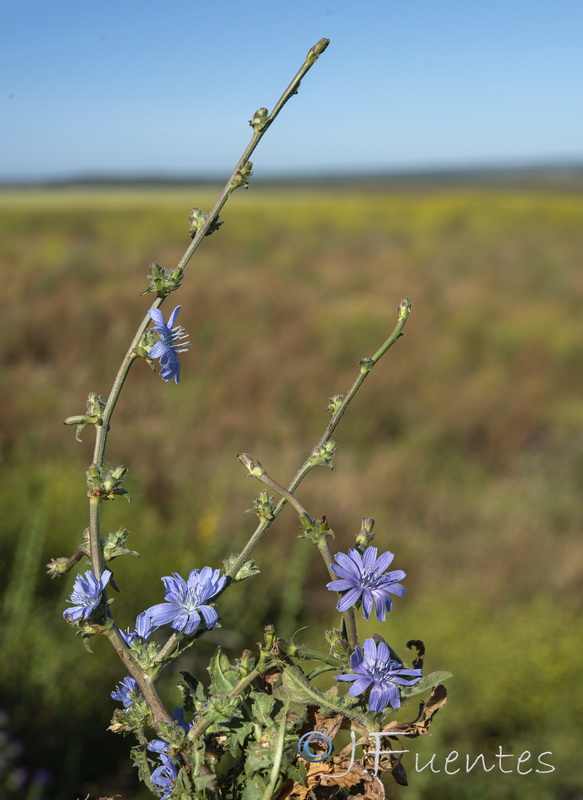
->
[{"left": 106, "top": 627, "right": 173, "bottom": 726}]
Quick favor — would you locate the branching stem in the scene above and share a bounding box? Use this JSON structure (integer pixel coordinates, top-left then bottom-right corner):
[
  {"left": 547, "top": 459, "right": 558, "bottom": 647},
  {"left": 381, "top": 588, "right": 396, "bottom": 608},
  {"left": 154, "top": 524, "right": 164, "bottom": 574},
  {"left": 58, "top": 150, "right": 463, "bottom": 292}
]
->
[{"left": 227, "top": 298, "right": 412, "bottom": 581}]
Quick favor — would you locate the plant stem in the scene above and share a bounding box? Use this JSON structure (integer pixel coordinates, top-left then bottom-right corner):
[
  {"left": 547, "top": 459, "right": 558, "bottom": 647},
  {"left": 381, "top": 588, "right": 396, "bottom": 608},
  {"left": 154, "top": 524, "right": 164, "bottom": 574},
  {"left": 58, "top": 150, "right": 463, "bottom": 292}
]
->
[
  {"left": 261, "top": 698, "right": 290, "bottom": 800},
  {"left": 87, "top": 38, "right": 331, "bottom": 579},
  {"left": 316, "top": 536, "right": 358, "bottom": 651},
  {"left": 78, "top": 40, "right": 331, "bottom": 729},
  {"left": 227, "top": 298, "right": 412, "bottom": 580},
  {"left": 106, "top": 627, "right": 173, "bottom": 726}
]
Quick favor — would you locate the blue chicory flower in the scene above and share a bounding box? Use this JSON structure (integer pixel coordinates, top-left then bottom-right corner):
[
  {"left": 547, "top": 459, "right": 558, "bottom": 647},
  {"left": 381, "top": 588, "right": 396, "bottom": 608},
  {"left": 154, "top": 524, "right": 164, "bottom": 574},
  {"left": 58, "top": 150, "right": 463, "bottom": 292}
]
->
[
  {"left": 147, "top": 567, "right": 226, "bottom": 635},
  {"left": 326, "top": 546, "right": 406, "bottom": 621},
  {"left": 335, "top": 638, "right": 422, "bottom": 712},
  {"left": 148, "top": 305, "right": 189, "bottom": 384},
  {"left": 120, "top": 609, "right": 155, "bottom": 646},
  {"left": 110, "top": 676, "right": 139, "bottom": 708},
  {"left": 63, "top": 569, "right": 112, "bottom": 622},
  {"left": 150, "top": 752, "right": 179, "bottom": 800}
]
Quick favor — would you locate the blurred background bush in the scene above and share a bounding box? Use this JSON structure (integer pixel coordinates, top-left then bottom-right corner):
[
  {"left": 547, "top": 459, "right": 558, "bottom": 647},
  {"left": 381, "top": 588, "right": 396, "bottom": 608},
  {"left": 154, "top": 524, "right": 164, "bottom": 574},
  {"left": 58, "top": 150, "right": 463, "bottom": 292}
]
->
[{"left": 0, "top": 181, "right": 581, "bottom": 799}]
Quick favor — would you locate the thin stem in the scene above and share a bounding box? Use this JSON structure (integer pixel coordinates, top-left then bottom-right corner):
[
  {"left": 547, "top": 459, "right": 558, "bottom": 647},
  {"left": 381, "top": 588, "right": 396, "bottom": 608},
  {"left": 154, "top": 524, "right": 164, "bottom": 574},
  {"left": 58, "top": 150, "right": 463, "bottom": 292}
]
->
[
  {"left": 316, "top": 537, "right": 358, "bottom": 651},
  {"left": 150, "top": 631, "right": 182, "bottom": 668},
  {"left": 238, "top": 457, "right": 358, "bottom": 649},
  {"left": 87, "top": 38, "right": 331, "bottom": 576},
  {"left": 226, "top": 298, "right": 412, "bottom": 580},
  {"left": 77, "top": 40, "right": 331, "bottom": 731},
  {"left": 261, "top": 697, "right": 290, "bottom": 800},
  {"left": 88, "top": 497, "right": 104, "bottom": 579},
  {"left": 106, "top": 627, "right": 173, "bottom": 727},
  {"left": 275, "top": 638, "right": 345, "bottom": 668}
]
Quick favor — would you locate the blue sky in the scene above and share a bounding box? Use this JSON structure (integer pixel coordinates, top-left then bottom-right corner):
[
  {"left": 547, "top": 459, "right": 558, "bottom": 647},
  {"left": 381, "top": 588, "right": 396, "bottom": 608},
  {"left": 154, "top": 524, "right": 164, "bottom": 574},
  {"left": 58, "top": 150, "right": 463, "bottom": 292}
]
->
[{"left": 1, "top": 0, "right": 582, "bottom": 180}]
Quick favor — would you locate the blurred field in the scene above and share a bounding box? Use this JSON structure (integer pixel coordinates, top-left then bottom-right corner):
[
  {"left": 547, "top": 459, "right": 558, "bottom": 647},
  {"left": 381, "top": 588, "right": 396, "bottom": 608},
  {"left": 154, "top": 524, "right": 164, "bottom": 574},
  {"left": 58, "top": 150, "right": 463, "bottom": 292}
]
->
[{"left": 0, "top": 183, "right": 582, "bottom": 800}]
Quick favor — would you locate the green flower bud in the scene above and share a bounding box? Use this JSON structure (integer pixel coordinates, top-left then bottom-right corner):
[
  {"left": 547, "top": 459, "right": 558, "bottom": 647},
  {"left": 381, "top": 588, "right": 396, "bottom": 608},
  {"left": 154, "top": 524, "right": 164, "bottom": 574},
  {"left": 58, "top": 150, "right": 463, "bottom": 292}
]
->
[
  {"left": 141, "top": 262, "right": 184, "bottom": 297},
  {"left": 249, "top": 107, "right": 269, "bottom": 133},
  {"left": 188, "top": 207, "right": 223, "bottom": 238},
  {"left": 355, "top": 516, "right": 376, "bottom": 549},
  {"left": 86, "top": 463, "right": 131, "bottom": 502},
  {"left": 237, "top": 453, "right": 265, "bottom": 477},
  {"left": 326, "top": 394, "right": 344, "bottom": 414},
  {"left": 309, "top": 441, "right": 337, "bottom": 469},
  {"left": 263, "top": 625, "right": 276, "bottom": 652},
  {"left": 64, "top": 393, "right": 106, "bottom": 442},
  {"left": 239, "top": 649, "right": 256, "bottom": 677},
  {"left": 398, "top": 296, "right": 413, "bottom": 320},
  {"left": 222, "top": 556, "right": 259, "bottom": 583},
  {"left": 231, "top": 161, "right": 253, "bottom": 191},
  {"left": 103, "top": 528, "right": 140, "bottom": 562},
  {"left": 298, "top": 515, "right": 332, "bottom": 544},
  {"left": 188, "top": 207, "right": 206, "bottom": 237},
  {"left": 359, "top": 357, "right": 374, "bottom": 375},
  {"left": 244, "top": 489, "right": 274, "bottom": 522},
  {"left": 305, "top": 38, "right": 330, "bottom": 67}
]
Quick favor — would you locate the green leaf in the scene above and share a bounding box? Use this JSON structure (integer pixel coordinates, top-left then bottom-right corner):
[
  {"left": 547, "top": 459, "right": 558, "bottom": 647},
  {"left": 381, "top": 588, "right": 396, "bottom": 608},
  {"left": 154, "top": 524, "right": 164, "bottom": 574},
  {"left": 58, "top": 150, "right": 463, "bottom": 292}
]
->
[
  {"left": 286, "top": 758, "right": 307, "bottom": 788},
  {"left": 274, "top": 663, "right": 375, "bottom": 730},
  {"left": 244, "top": 739, "right": 277, "bottom": 776},
  {"left": 249, "top": 691, "right": 277, "bottom": 726},
  {"left": 400, "top": 671, "right": 453, "bottom": 700},
  {"left": 241, "top": 774, "right": 269, "bottom": 800},
  {"left": 207, "top": 646, "right": 240, "bottom": 695},
  {"left": 129, "top": 746, "right": 153, "bottom": 790}
]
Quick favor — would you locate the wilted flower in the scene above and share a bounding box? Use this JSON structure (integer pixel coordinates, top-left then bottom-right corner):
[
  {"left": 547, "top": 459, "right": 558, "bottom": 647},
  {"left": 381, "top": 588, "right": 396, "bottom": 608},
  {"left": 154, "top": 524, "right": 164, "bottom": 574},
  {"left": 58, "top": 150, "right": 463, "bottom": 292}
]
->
[
  {"left": 335, "top": 638, "right": 422, "bottom": 712},
  {"left": 110, "top": 676, "right": 139, "bottom": 708},
  {"left": 63, "top": 569, "right": 111, "bottom": 622},
  {"left": 326, "top": 546, "right": 406, "bottom": 621},
  {"left": 147, "top": 567, "right": 226, "bottom": 635},
  {"left": 148, "top": 305, "right": 189, "bottom": 383}
]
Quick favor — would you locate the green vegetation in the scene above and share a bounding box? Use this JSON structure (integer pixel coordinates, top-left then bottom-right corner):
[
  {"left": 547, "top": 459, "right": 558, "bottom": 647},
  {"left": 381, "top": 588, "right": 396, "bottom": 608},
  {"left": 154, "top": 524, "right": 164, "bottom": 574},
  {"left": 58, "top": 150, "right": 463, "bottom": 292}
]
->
[{"left": 0, "top": 185, "right": 581, "bottom": 799}]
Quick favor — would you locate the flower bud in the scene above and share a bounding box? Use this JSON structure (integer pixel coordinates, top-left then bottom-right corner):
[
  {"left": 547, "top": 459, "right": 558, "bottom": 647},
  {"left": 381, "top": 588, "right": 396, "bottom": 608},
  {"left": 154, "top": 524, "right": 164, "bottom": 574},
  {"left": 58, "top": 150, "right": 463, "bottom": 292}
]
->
[
  {"left": 141, "top": 262, "right": 184, "bottom": 297},
  {"left": 64, "top": 393, "right": 106, "bottom": 442},
  {"left": 398, "top": 296, "right": 412, "bottom": 321},
  {"left": 188, "top": 207, "right": 224, "bottom": 238},
  {"left": 188, "top": 207, "right": 207, "bottom": 237},
  {"left": 305, "top": 38, "right": 330, "bottom": 67},
  {"left": 249, "top": 107, "right": 269, "bottom": 133},
  {"left": 245, "top": 489, "right": 274, "bottom": 523},
  {"left": 359, "top": 357, "right": 374, "bottom": 375},
  {"left": 326, "top": 394, "right": 344, "bottom": 414},
  {"left": 231, "top": 161, "right": 253, "bottom": 191},
  {"left": 309, "top": 441, "right": 337, "bottom": 469},
  {"left": 86, "top": 463, "right": 131, "bottom": 501},
  {"left": 237, "top": 453, "right": 265, "bottom": 478},
  {"left": 239, "top": 649, "right": 256, "bottom": 676},
  {"left": 355, "top": 517, "right": 376, "bottom": 549},
  {"left": 103, "top": 527, "right": 139, "bottom": 562},
  {"left": 263, "top": 625, "right": 276, "bottom": 652}
]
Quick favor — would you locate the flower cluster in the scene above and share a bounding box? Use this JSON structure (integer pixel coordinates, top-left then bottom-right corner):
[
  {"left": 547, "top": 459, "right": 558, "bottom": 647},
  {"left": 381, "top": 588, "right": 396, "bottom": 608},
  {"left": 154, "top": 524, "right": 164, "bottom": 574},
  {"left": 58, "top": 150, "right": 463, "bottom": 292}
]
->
[
  {"left": 105, "top": 568, "right": 224, "bottom": 796},
  {"left": 329, "top": 545, "right": 421, "bottom": 713}
]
